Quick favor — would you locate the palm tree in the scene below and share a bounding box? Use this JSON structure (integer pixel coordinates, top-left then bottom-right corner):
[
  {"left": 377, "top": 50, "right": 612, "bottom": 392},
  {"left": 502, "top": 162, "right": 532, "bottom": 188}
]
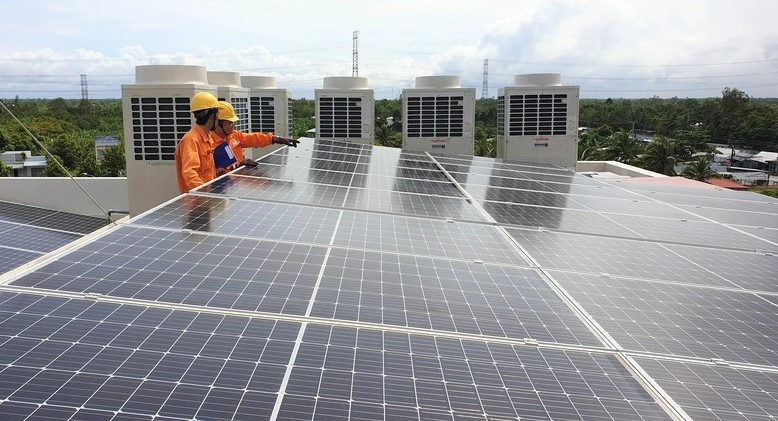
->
[
  {"left": 681, "top": 157, "right": 719, "bottom": 181},
  {"left": 374, "top": 124, "right": 400, "bottom": 148},
  {"left": 603, "top": 131, "right": 643, "bottom": 164},
  {"left": 638, "top": 136, "right": 678, "bottom": 175}
]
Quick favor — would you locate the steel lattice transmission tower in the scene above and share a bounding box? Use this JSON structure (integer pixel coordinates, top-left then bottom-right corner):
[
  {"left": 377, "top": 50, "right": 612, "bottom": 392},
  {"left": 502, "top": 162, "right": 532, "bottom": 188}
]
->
[
  {"left": 80, "top": 74, "right": 89, "bottom": 101},
  {"left": 352, "top": 31, "right": 358, "bottom": 77},
  {"left": 482, "top": 59, "right": 488, "bottom": 99}
]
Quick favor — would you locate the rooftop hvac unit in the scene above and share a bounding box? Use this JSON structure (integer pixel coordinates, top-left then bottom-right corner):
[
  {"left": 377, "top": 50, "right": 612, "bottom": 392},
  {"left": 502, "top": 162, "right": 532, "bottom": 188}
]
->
[
  {"left": 496, "top": 74, "right": 580, "bottom": 168},
  {"left": 402, "top": 76, "right": 475, "bottom": 155},
  {"left": 240, "top": 76, "right": 293, "bottom": 157},
  {"left": 207, "top": 71, "right": 250, "bottom": 133},
  {"left": 315, "top": 77, "right": 374, "bottom": 144},
  {"left": 121, "top": 65, "right": 216, "bottom": 216}
]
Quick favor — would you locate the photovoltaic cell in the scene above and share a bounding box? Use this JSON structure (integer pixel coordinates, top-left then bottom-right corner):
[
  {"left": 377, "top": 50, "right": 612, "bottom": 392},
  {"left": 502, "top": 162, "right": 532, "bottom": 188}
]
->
[
  {"left": 131, "top": 195, "right": 340, "bottom": 245},
  {"left": 332, "top": 211, "right": 529, "bottom": 266},
  {"left": 0, "top": 292, "right": 300, "bottom": 421},
  {"left": 11, "top": 226, "right": 328, "bottom": 316},
  {"left": 620, "top": 190, "right": 777, "bottom": 213},
  {"left": 634, "top": 358, "right": 778, "bottom": 421},
  {"left": 202, "top": 175, "right": 350, "bottom": 208},
  {"left": 343, "top": 188, "right": 486, "bottom": 221},
  {"left": 507, "top": 228, "right": 740, "bottom": 287},
  {"left": 550, "top": 270, "right": 778, "bottom": 366},
  {"left": 278, "top": 323, "right": 670, "bottom": 420},
  {"left": 675, "top": 204, "right": 778, "bottom": 229},
  {"left": 663, "top": 245, "right": 778, "bottom": 293},
  {"left": 569, "top": 195, "right": 705, "bottom": 220},
  {"left": 309, "top": 248, "right": 602, "bottom": 346},
  {"left": 0, "top": 246, "right": 42, "bottom": 273},
  {"left": 602, "top": 213, "right": 777, "bottom": 252},
  {"left": 481, "top": 201, "right": 640, "bottom": 236},
  {"left": 0, "top": 222, "right": 82, "bottom": 253}
]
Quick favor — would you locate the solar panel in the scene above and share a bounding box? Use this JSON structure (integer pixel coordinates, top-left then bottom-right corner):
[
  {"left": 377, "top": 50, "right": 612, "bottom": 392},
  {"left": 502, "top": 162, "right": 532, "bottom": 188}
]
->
[
  {"left": 0, "top": 201, "right": 110, "bottom": 275},
  {"left": 634, "top": 358, "right": 778, "bottom": 421},
  {"left": 3, "top": 138, "right": 777, "bottom": 421},
  {"left": 550, "top": 270, "right": 778, "bottom": 366}
]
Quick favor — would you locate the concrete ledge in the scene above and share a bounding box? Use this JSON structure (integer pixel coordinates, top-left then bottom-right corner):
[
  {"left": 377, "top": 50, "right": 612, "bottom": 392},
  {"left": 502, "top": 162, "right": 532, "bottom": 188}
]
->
[
  {"left": 0, "top": 177, "right": 128, "bottom": 217},
  {"left": 575, "top": 161, "right": 668, "bottom": 178}
]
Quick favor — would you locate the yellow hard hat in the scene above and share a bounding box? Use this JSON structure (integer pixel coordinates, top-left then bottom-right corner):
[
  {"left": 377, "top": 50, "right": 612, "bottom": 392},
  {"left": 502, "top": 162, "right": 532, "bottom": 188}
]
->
[
  {"left": 190, "top": 92, "right": 219, "bottom": 112},
  {"left": 217, "top": 101, "right": 239, "bottom": 122}
]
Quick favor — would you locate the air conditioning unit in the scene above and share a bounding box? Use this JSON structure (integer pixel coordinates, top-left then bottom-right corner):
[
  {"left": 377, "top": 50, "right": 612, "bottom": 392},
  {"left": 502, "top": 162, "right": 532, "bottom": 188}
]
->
[
  {"left": 240, "top": 76, "right": 293, "bottom": 158},
  {"left": 207, "top": 71, "right": 250, "bottom": 133},
  {"left": 121, "top": 65, "right": 216, "bottom": 216},
  {"left": 496, "top": 74, "right": 579, "bottom": 168},
  {"left": 402, "top": 76, "right": 475, "bottom": 155},
  {"left": 315, "top": 77, "right": 374, "bottom": 144}
]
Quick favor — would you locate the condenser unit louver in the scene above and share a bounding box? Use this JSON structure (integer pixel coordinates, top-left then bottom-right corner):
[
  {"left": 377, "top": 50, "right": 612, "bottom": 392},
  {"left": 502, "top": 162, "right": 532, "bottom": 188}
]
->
[
  {"left": 241, "top": 76, "right": 293, "bottom": 137},
  {"left": 496, "top": 74, "right": 579, "bottom": 168},
  {"left": 315, "top": 77, "right": 374, "bottom": 144},
  {"left": 129, "top": 96, "right": 191, "bottom": 161},
  {"left": 402, "top": 76, "right": 474, "bottom": 154},
  {"left": 318, "top": 97, "right": 364, "bottom": 138},
  {"left": 406, "top": 96, "right": 464, "bottom": 138}
]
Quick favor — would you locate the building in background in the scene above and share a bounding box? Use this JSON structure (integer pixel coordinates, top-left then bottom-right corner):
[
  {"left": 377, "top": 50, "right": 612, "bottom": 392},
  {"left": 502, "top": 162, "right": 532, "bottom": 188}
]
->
[{"left": 94, "top": 136, "right": 119, "bottom": 162}]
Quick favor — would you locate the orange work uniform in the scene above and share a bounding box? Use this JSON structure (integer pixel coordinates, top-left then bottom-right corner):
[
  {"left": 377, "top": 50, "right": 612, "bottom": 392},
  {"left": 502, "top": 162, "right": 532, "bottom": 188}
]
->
[
  {"left": 210, "top": 131, "right": 273, "bottom": 170},
  {"left": 174, "top": 125, "right": 216, "bottom": 193}
]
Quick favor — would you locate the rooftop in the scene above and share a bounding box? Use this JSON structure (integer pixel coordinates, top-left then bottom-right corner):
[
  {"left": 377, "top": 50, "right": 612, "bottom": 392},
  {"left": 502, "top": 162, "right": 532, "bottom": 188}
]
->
[{"left": 0, "top": 139, "right": 776, "bottom": 420}]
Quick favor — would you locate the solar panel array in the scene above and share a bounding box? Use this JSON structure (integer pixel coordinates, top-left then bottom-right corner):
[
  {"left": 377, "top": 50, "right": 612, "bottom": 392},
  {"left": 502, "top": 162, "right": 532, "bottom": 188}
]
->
[
  {"left": 1, "top": 138, "right": 776, "bottom": 420},
  {"left": 0, "top": 201, "right": 110, "bottom": 273}
]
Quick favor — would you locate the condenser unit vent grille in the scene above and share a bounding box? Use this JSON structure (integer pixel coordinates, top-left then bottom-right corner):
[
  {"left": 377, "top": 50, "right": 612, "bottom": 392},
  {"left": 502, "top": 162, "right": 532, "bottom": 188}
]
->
[
  {"left": 250, "top": 96, "right": 277, "bottom": 133},
  {"left": 318, "top": 97, "right": 363, "bottom": 138},
  {"left": 507, "top": 94, "right": 568, "bottom": 136},
  {"left": 288, "top": 99, "right": 294, "bottom": 135},
  {"left": 232, "top": 97, "right": 249, "bottom": 132},
  {"left": 406, "top": 96, "right": 464, "bottom": 138},
  {"left": 130, "top": 97, "right": 191, "bottom": 161},
  {"left": 497, "top": 95, "right": 505, "bottom": 136}
]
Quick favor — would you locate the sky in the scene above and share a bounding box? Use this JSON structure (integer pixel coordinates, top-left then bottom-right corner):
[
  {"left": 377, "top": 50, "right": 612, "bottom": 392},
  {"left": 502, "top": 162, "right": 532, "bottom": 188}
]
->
[{"left": 1, "top": 0, "right": 777, "bottom": 100}]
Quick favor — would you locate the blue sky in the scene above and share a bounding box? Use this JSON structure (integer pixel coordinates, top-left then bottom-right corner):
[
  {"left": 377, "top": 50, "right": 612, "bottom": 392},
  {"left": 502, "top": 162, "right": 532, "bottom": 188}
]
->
[{"left": 1, "top": 0, "right": 776, "bottom": 99}]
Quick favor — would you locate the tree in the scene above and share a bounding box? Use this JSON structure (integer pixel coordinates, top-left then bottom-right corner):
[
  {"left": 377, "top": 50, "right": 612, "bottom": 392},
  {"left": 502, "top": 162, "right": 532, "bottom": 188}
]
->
[
  {"left": 100, "top": 140, "right": 126, "bottom": 176},
  {"left": 602, "top": 131, "right": 643, "bottom": 164},
  {"left": 638, "top": 136, "right": 678, "bottom": 175},
  {"left": 0, "top": 161, "right": 10, "bottom": 177},
  {"left": 681, "top": 157, "right": 718, "bottom": 181},
  {"left": 43, "top": 155, "right": 70, "bottom": 177},
  {"left": 374, "top": 123, "right": 401, "bottom": 148}
]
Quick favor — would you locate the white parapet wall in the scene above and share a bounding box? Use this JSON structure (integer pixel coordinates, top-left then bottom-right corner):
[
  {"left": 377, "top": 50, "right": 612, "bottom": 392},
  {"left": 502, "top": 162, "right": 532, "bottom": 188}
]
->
[
  {"left": 0, "top": 178, "right": 128, "bottom": 217},
  {"left": 575, "top": 161, "right": 668, "bottom": 177}
]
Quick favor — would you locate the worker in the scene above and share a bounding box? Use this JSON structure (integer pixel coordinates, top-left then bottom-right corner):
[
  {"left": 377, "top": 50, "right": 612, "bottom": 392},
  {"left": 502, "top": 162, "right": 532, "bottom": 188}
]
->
[
  {"left": 211, "top": 101, "right": 299, "bottom": 174},
  {"left": 174, "top": 92, "right": 220, "bottom": 193}
]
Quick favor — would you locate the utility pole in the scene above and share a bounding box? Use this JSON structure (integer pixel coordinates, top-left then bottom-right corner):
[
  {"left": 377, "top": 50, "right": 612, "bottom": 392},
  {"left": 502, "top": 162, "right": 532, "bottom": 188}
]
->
[
  {"left": 80, "top": 74, "right": 88, "bottom": 101},
  {"left": 352, "top": 31, "right": 358, "bottom": 77},
  {"left": 482, "top": 59, "right": 488, "bottom": 99}
]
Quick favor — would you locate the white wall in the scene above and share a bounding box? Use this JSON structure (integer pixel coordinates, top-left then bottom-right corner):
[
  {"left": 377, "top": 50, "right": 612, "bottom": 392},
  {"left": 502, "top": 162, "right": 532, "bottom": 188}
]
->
[{"left": 0, "top": 178, "right": 128, "bottom": 218}]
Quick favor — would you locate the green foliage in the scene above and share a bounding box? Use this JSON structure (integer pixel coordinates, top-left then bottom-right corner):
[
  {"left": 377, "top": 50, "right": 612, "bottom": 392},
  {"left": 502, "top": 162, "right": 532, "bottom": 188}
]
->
[
  {"left": 374, "top": 123, "right": 401, "bottom": 148},
  {"left": 637, "top": 136, "right": 678, "bottom": 175},
  {"left": 602, "top": 131, "right": 643, "bottom": 164},
  {"left": 755, "top": 188, "right": 778, "bottom": 198},
  {"left": 100, "top": 141, "right": 126, "bottom": 176},
  {"left": 1, "top": 98, "right": 124, "bottom": 177},
  {"left": 0, "top": 161, "right": 10, "bottom": 177},
  {"left": 43, "top": 155, "right": 70, "bottom": 177},
  {"left": 681, "top": 157, "right": 719, "bottom": 181}
]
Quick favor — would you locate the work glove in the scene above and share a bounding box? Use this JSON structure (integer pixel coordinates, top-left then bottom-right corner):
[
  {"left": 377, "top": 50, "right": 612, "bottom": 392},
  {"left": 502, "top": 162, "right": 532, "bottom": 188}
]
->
[
  {"left": 241, "top": 158, "right": 258, "bottom": 168},
  {"left": 272, "top": 135, "right": 300, "bottom": 148}
]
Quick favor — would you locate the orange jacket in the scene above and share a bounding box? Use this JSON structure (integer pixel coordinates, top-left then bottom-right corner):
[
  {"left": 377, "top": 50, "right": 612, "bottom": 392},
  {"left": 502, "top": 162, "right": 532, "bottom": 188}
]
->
[
  {"left": 211, "top": 131, "right": 273, "bottom": 169},
  {"left": 174, "top": 125, "right": 216, "bottom": 193}
]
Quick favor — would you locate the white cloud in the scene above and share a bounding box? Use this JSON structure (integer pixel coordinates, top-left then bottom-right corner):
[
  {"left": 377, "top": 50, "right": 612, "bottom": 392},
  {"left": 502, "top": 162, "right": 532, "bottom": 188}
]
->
[{"left": 0, "top": 0, "right": 776, "bottom": 99}]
